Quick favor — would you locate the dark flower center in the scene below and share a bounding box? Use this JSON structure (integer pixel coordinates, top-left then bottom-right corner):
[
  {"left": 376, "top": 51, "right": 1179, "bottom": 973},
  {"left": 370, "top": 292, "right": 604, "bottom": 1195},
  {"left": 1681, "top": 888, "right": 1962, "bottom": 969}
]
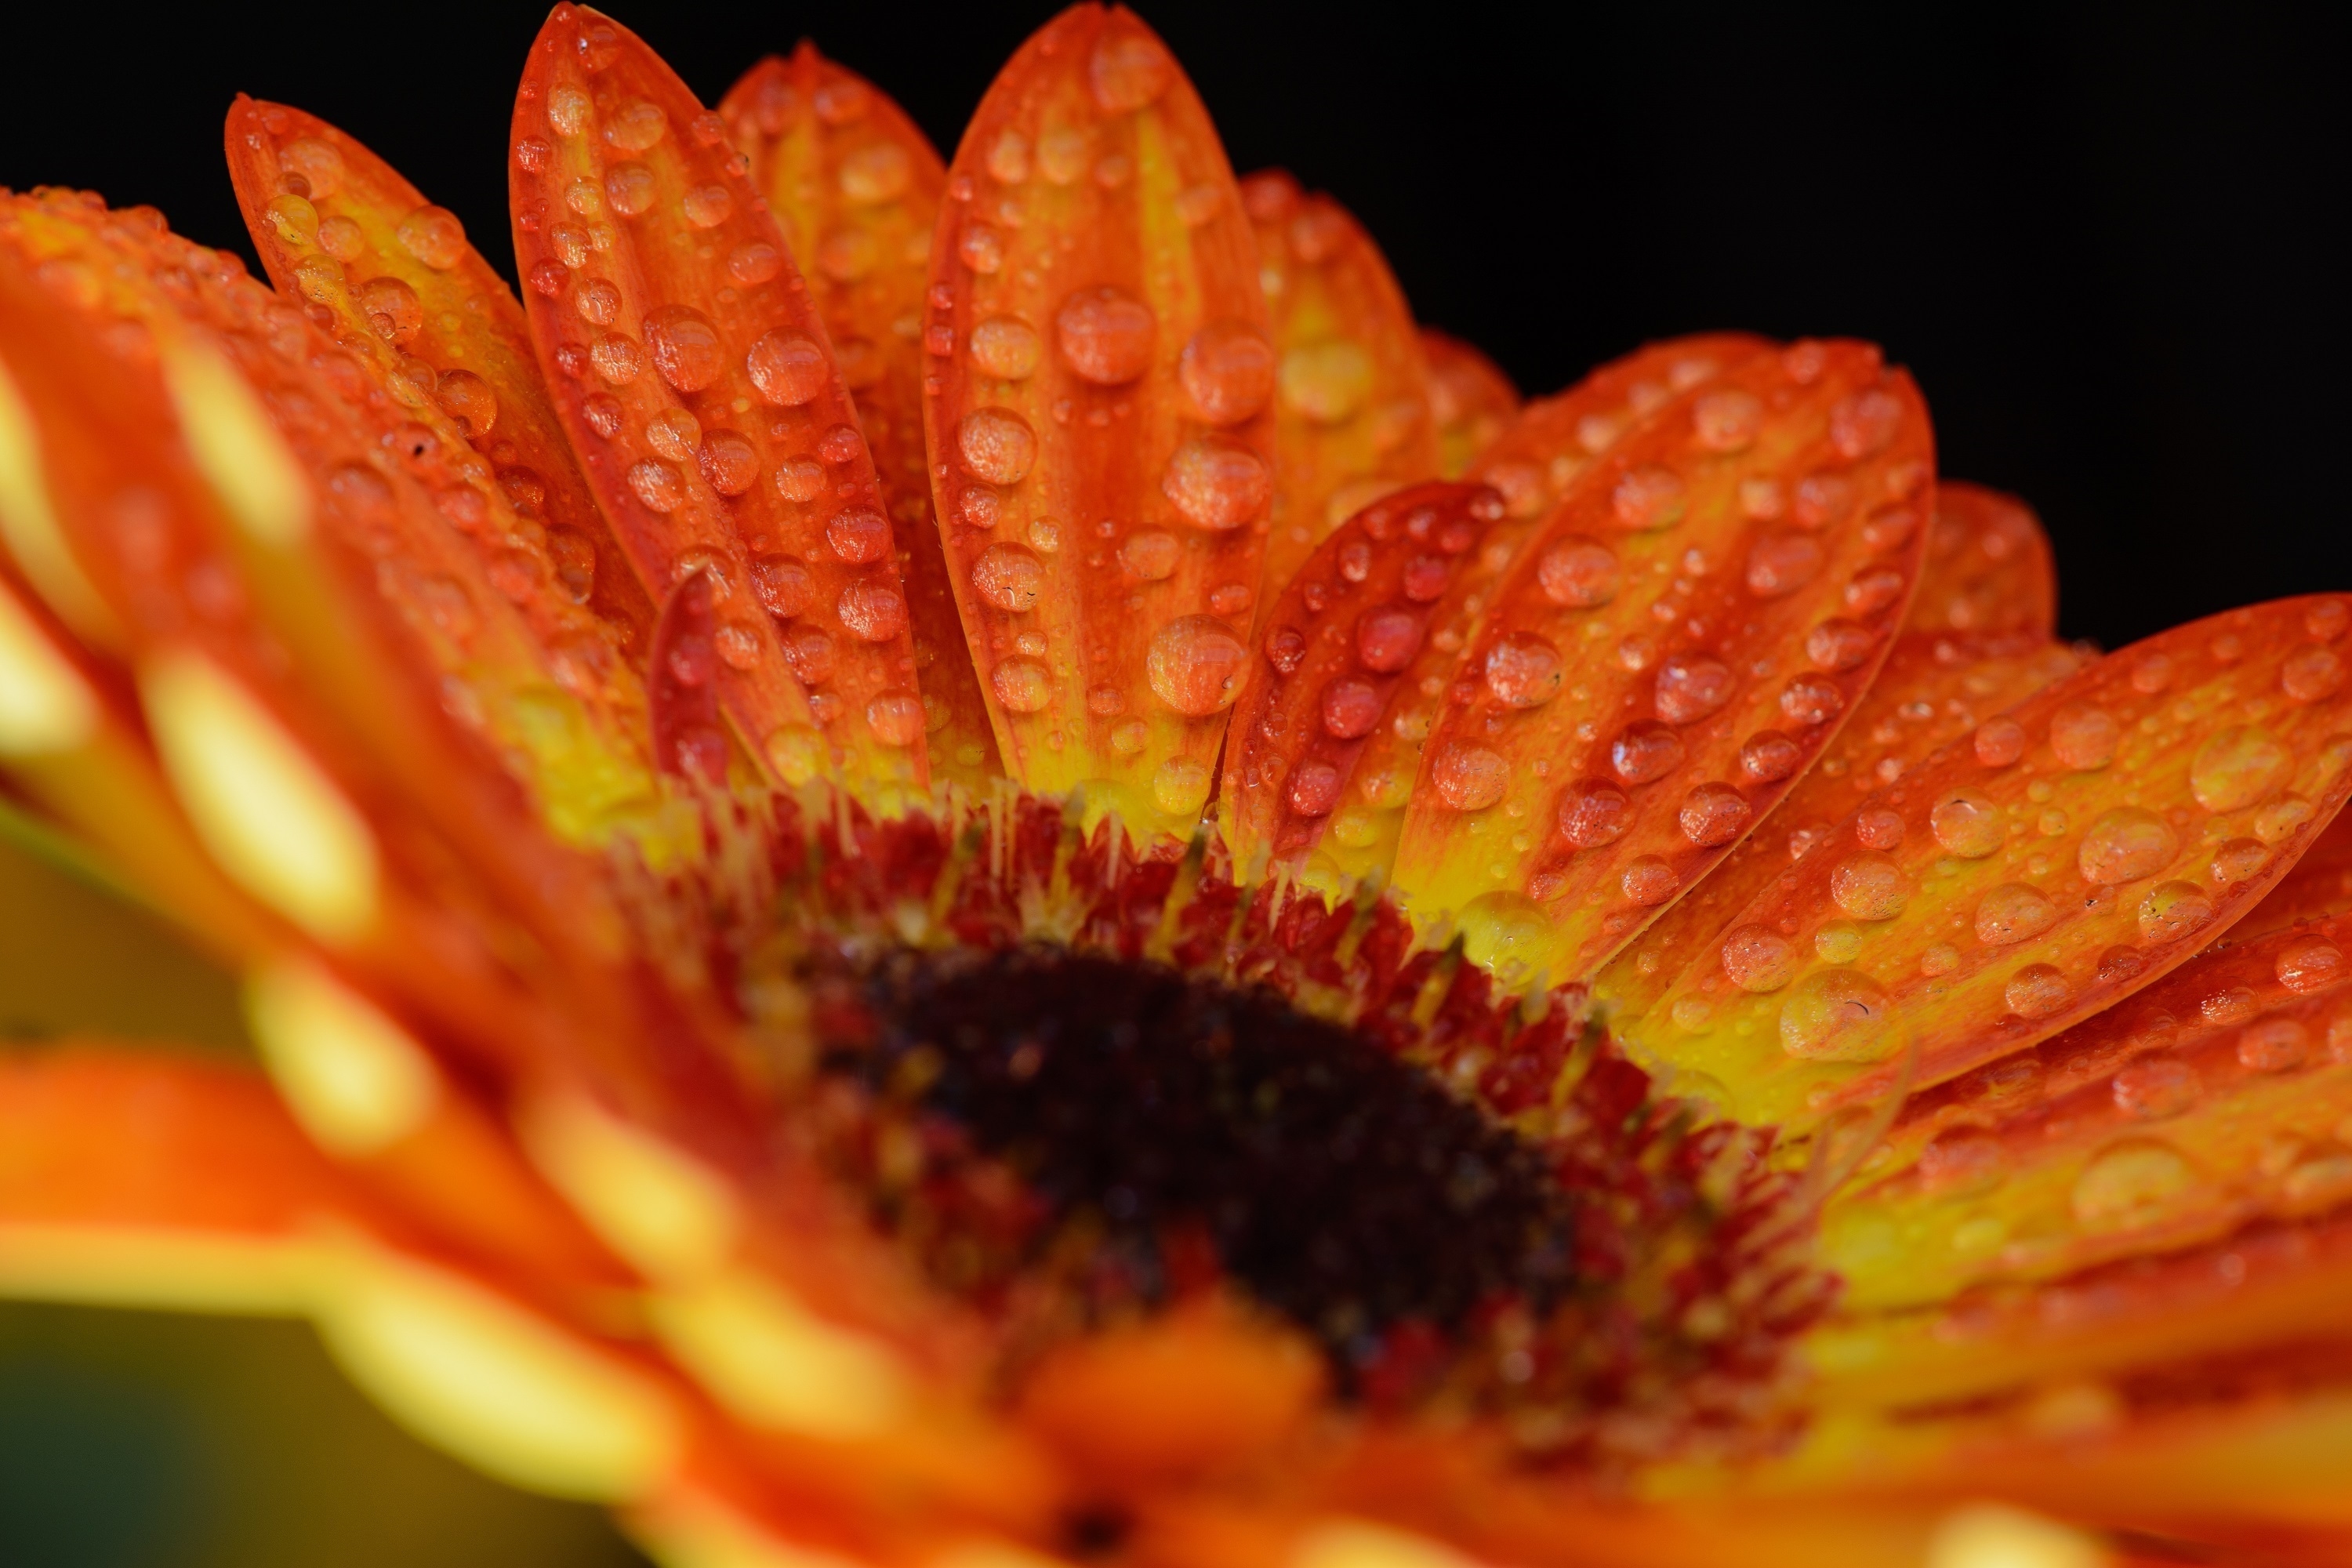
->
[{"left": 817, "top": 946, "right": 1576, "bottom": 1377}]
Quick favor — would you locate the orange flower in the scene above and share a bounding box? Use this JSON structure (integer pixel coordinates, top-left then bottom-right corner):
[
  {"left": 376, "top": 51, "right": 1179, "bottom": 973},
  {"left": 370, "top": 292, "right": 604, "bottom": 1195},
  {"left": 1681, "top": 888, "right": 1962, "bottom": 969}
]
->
[{"left": 2, "top": 8, "right": 2349, "bottom": 1565}]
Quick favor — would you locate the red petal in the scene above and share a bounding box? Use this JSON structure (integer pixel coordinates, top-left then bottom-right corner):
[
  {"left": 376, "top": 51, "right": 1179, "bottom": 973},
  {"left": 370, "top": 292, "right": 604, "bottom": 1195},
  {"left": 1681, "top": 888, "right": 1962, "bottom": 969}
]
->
[
  {"left": 720, "top": 48, "right": 1000, "bottom": 790},
  {"left": 921, "top": 4, "right": 1270, "bottom": 834}
]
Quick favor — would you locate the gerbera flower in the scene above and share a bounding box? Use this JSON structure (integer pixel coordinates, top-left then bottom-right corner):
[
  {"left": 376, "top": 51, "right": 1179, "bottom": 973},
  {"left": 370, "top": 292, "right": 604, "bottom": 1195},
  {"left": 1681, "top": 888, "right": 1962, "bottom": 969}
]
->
[{"left": 2, "top": 7, "right": 2348, "bottom": 1566}]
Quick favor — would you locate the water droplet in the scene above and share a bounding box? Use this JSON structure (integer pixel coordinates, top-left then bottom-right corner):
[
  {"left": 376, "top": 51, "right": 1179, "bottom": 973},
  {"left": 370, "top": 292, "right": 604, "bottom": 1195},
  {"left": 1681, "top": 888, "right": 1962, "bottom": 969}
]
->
[
  {"left": 2078, "top": 806, "right": 2179, "bottom": 885},
  {"left": 1119, "top": 529, "right": 1180, "bottom": 581},
  {"left": 826, "top": 506, "right": 892, "bottom": 565},
  {"left": 1622, "top": 856, "right": 1678, "bottom": 904},
  {"left": 1780, "top": 968, "right": 1901, "bottom": 1062},
  {"left": 1691, "top": 388, "right": 1762, "bottom": 452},
  {"left": 1779, "top": 675, "right": 1844, "bottom": 728},
  {"left": 1279, "top": 340, "right": 1374, "bottom": 425},
  {"left": 2209, "top": 836, "right": 2269, "bottom": 885},
  {"left": 1920, "top": 943, "right": 1959, "bottom": 976},
  {"left": 590, "top": 332, "right": 646, "bottom": 385},
  {"left": 1432, "top": 743, "right": 1508, "bottom": 811},
  {"left": 1679, "top": 781, "right": 1751, "bottom": 846},
  {"left": 837, "top": 580, "right": 909, "bottom": 641},
  {"left": 2137, "top": 880, "right": 2215, "bottom": 943},
  {"left": 1319, "top": 676, "right": 1382, "bottom": 739},
  {"left": 726, "top": 243, "right": 783, "bottom": 286},
  {"left": 1654, "top": 652, "right": 1733, "bottom": 724},
  {"left": 641, "top": 306, "right": 724, "bottom": 392},
  {"left": 711, "top": 620, "right": 760, "bottom": 671},
  {"left": 2282, "top": 644, "right": 2346, "bottom": 702},
  {"left": 2254, "top": 793, "right": 2316, "bottom": 845},
  {"left": 779, "top": 624, "right": 837, "bottom": 684},
  {"left": 746, "top": 330, "right": 829, "bottom": 405},
  {"left": 837, "top": 142, "right": 911, "bottom": 205},
  {"left": 1055, "top": 285, "right": 1156, "bottom": 384},
  {"left": 2117, "top": 1062, "right": 2201, "bottom": 1123},
  {"left": 1830, "top": 387, "right": 1904, "bottom": 459},
  {"left": 396, "top": 205, "right": 466, "bottom": 270},
  {"left": 1089, "top": 21, "right": 1174, "bottom": 112},
  {"left": 2239, "top": 1016, "right": 2310, "bottom": 1072},
  {"left": 1552, "top": 778, "right": 1630, "bottom": 848},
  {"left": 2072, "top": 1139, "right": 2193, "bottom": 1229},
  {"left": 280, "top": 136, "right": 345, "bottom": 198},
  {"left": 818, "top": 424, "right": 865, "bottom": 466},
  {"left": 1028, "top": 517, "right": 1063, "bottom": 553},
  {"left": 1844, "top": 566, "right": 1907, "bottom": 616},
  {"left": 699, "top": 430, "right": 759, "bottom": 495},
  {"left": 1721, "top": 925, "right": 1798, "bottom": 992},
  {"left": 2049, "top": 703, "right": 2119, "bottom": 770},
  {"left": 1037, "top": 125, "right": 1092, "bottom": 186},
  {"left": 1209, "top": 581, "right": 1252, "bottom": 617},
  {"left": 986, "top": 130, "right": 1031, "bottom": 184},
  {"left": 1740, "top": 730, "right": 1802, "bottom": 783},
  {"left": 1484, "top": 631, "right": 1563, "bottom": 708},
  {"left": 971, "top": 542, "right": 1046, "bottom": 612},
  {"left": 1813, "top": 921, "right": 1862, "bottom": 963},
  {"left": 1147, "top": 615, "right": 1248, "bottom": 716},
  {"left": 1612, "top": 466, "right": 1686, "bottom": 531},
  {"left": 581, "top": 395, "right": 626, "bottom": 440},
  {"left": 265, "top": 193, "right": 319, "bottom": 247},
  {"left": 1927, "top": 789, "right": 2003, "bottom": 859},
  {"left": 1975, "top": 717, "right": 2027, "bottom": 766},
  {"left": 2006, "top": 963, "right": 2071, "bottom": 1018},
  {"left": 1175, "top": 321, "right": 1276, "bottom": 425},
  {"left": 603, "top": 99, "right": 667, "bottom": 152},
  {"left": 864, "top": 689, "right": 927, "bottom": 747},
  {"left": 1612, "top": 720, "right": 1684, "bottom": 785},
  {"left": 1288, "top": 760, "right": 1342, "bottom": 817},
  {"left": 1976, "top": 882, "right": 2058, "bottom": 946},
  {"left": 644, "top": 406, "right": 701, "bottom": 463},
  {"left": 2190, "top": 725, "right": 2292, "bottom": 811},
  {"left": 627, "top": 459, "right": 684, "bottom": 513},
  {"left": 775, "top": 459, "right": 826, "bottom": 503},
  {"left": 990, "top": 656, "right": 1054, "bottom": 713},
  {"left": 1831, "top": 852, "right": 1910, "bottom": 920},
  {"left": 764, "top": 724, "right": 826, "bottom": 786},
  {"left": 571, "top": 277, "right": 621, "bottom": 328},
  {"left": 1145, "top": 757, "right": 1208, "bottom": 818},
  {"left": 1918, "top": 1128, "right": 2004, "bottom": 1195},
  {"left": 1355, "top": 604, "right": 1424, "bottom": 673},
  {"left": 2277, "top": 935, "right": 2345, "bottom": 993},
  {"left": 682, "top": 183, "right": 734, "bottom": 228},
  {"left": 432, "top": 369, "right": 496, "bottom": 438},
  {"left": 957, "top": 408, "right": 1038, "bottom": 485},
  {"left": 1747, "top": 530, "right": 1824, "bottom": 596},
  {"left": 1160, "top": 436, "right": 1273, "bottom": 531},
  {"left": 358, "top": 275, "right": 423, "bottom": 345},
  {"left": 1806, "top": 618, "right": 1878, "bottom": 673},
  {"left": 969, "top": 315, "right": 1041, "bottom": 379},
  {"left": 604, "top": 162, "right": 658, "bottom": 218}
]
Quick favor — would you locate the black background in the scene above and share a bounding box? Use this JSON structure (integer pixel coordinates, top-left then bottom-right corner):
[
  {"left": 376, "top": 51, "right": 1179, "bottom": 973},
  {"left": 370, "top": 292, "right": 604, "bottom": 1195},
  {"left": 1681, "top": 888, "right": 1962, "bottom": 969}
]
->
[{"left": 4, "top": 2, "right": 2344, "bottom": 652}]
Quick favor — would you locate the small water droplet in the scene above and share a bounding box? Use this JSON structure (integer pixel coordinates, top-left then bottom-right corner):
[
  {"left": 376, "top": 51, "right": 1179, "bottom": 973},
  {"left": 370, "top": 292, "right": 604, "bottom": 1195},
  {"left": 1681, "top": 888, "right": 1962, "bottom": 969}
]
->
[
  {"left": 699, "top": 430, "right": 760, "bottom": 495},
  {"left": 1740, "top": 730, "right": 1802, "bottom": 783},
  {"left": 1831, "top": 852, "right": 1910, "bottom": 920},
  {"left": 1975, "top": 717, "right": 2027, "bottom": 766},
  {"left": 2277, "top": 935, "right": 2346, "bottom": 993},
  {"left": 1279, "top": 339, "right": 1374, "bottom": 424},
  {"left": 1976, "top": 881, "right": 2058, "bottom": 946},
  {"left": 986, "top": 130, "right": 1031, "bottom": 184},
  {"left": 1779, "top": 968, "right": 1901, "bottom": 1062},
  {"left": 826, "top": 506, "right": 892, "bottom": 564},
  {"left": 1691, "top": 389, "right": 1762, "bottom": 452},
  {"left": 2137, "top": 880, "right": 2216, "bottom": 943},
  {"left": 644, "top": 306, "right": 724, "bottom": 392},
  {"left": 1612, "top": 466, "right": 1686, "bottom": 531},
  {"left": 590, "top": 331, "right": 646, "bottom": 385},
  {"left": 837, "top": 580, "right": 908, "bottom": 641},
  {"left": 992, "top": 656, "right": 1054, "bottom": 712},
  {"left": 2239, "top": 1016, "right": 2311, "bottom": 1072},
  {"left": 1806, "top": 618, "right": 1878, "bottom": 673},
  {"left": 1829, "top": 387, "right": 1904, "bottom": 459},
  {"left": 1179, "top": 322, "right": 1276, "bottom": 424},
  {"left": 2282, "top": 645, "right": 2346, "bottom": 702},
  {"left": 1555, "top": 778, "right": 1630, "bottom": 848},
  {"left": 604, "top": 162, "right": 658, "bottom": 218},
  {"left": 1747, "top": 529, "right": 1824, "bottom": 596},
  {"left": 432, "top": 369, "right": 496, "bottom": 438},
  {"left": 957, "top": 407, "right": 1037, "bottom": 485},
  {"left": 746, "top": 330, "right": 829, "bottom": 405},
  {"left": 1320, "top": 676, "right": 1382, "bottom": 739},
  {"left": 775, "top": 459, "right": 826, "bottom": 503},
  {"left": 866, "top": 689, "right": 927, "bottom": 746},
  {"left": 627, "top": 459, "right": 684, "bottom": 512},
  {"left": 1622, "top": 856, "right": 1678, "bottom": 904},
  {"left": 1355, "top": 604, "right": 1424, "bottom": 672},
  {"left": 1119, "top": 528, "right": 1179, "bottom": 581},
  {"left": 1654, "top": 652, "right": 1733, "bottom": 724},
  {"left": 1089, "top": 21, "right": 1174, "bottom": 112},
  {"left": 764, "top": 724, "right": 826, "bottom": 786},
  {"left": 1722, "top": 925, "right": 1798, "bottom": 992},
  {"left": 1484, "top": 631, "right": 1563, "bottom": 708},
  {"left": 682, "top": 183, "right": 734, "bottom": 228},
  {"left": 1288, "top": 760, "right": 1343, "bottom": 817},
  {"left": 1611, "top": 720, "right": 1684, "bottom": 785},
  {"left": 2049, "top": 703, "right": 2119, "bottom": 770},
  {"left": 2006, "top": 963, "right": 2071, "bottom": 1018},
  {"left": 395, "top": 205, "right": 466, "bottom": 270},
  {"left": 1679, "top": 781, "right": 1751, "bottom": 846}
]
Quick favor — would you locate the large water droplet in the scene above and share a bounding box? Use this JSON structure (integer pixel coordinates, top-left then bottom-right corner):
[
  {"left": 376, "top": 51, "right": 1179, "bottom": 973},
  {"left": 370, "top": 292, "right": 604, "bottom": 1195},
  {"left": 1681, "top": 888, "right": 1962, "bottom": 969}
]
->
[
  {"left": 1056, "top": 285, "right": 1156, "bottom": 384},
  {"left": 837, "top": 580, "right": 908, "bottom": 641},
  {"left": 2078, "top": 807, "right": 2178, "bottom": 885},
  {"left": 1320, "top": 676, "right": 1382, "bottom": 739},
  {"left": 1831, "top": 852, "right": 1910, "bottom": 920},
  {"left": 1691, "top": 388, "right": 1762, "bottom": 452},
  {"left": 1722, "top": 925, "right": 1798, "bottom": 992},
  {"left": 1654, "top": 652, "right": 1733, "bottom": 724},
  {"left": 1483, "top": 631, "right": 1563, "bottom": 708},
  {"left": 644, "top": 305, "right": 724, "bottom": 392},
  {"left": 958, "top": 407, "right": 1038, "bottom": 485},
  {"left": 604, "top": 162, "right": 658, "bottom": 219},
  {"left": 2137, "top": 880, "right": 2215, "bottom": 943},
  {"left": 396, "top": 205, "right": 466, "bottom": 270},
  {"left": 2005, "top": 963, "right": 2071, "bottom": 1018},
  {"left": 2049, "top": 703, "right": 2120, "bottom": 770},
  {"left": 1288, "top": 760, "right": 1342, "bottom": 817},
  {"left": 1747, "top": 530, "right": 1824, "bottom": 596},
  {"left": 971, "top": 542, "right": 1046, "bottom": 612},
  {"left": 604, "top": 100, "right": 668, "bottom": 152},
  {"left": 1976, "top": 882, "right": 2058, "bottom": 946},
  {"left": 1088, "top": 21, "right": 1174, "bottom": 113},
  {"left": 1931, "top": 789, "right": 2003, "bottom": 857},
  {"left": 1535, "top": 535, "right": 1618, "bottom": 608},
  {"left": 1740, "top": 731, "right": 1802, "bottom": 783},
  {"left": 992, "top": 656, "right": 1054, "bottom": 712},
  {"left": 1779, "top": 967, "right": 1901, "bottom": 1062},
  {"left": 1161, "top": 436, "right": 1270, "bottom": 530},
  {"left": 1555, "top": 778, "right": 1629, "bottom": 848},
  {"left": 2190, "top": 725, "right": 2292, "bottom": 811},
  {"left": 1119, "top": 529, "right": 1179, "bottom": 581},
  {"left": 1432, "top": 742, "right": 1508, "bottom": 811},
  {"left": 1147, "top": 615, "right": 1249, "bottom": 716},
  {"left": 1610, "top": 720, "right": 1683, "bottom": 785},
  {"left": 2072, "top": 1140, "right": 2193, "bottom": 1229},
  {"left": 970, "top": 315, "right": 1042, "bottom": 379},
  {"left": 1679, "top": 782, "right": 1751, "bottom": 847},
  {"left": 746, "top": 330, "right": 829, "bottom": 406},
  {"left": 826, "top": 506, "right": 892, "bottom": 564},
  {"left": 1154, "top": 756, "right": 1212, "bottom": 815},
  {"left": 2113, "top": 1055, "right": 2198, "bottom": 1120},
  {"left": 1354, "top": 604, "right": 1423, "bottom": 672},
  {"left": 1179, "top": 322, "right": 1276, "bottom": 425}
]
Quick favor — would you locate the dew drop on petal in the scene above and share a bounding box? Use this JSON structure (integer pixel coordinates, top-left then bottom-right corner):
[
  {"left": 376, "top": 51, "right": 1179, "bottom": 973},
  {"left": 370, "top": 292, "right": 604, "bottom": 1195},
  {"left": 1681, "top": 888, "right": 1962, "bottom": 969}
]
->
[
  {"left": 1679, "top": 782, "right": 1751, "bottom": 847},
  {"left": 2137, "top": 880, "right": 2216, "bottom": 943},
  {"left": 1056, "top": 285, "right": 1156, "bottom": 384},
  {"left": 1120, "top": 529, "right": 1180, "bottom": 581},
  {"left": 1831, "top": 852, "right": 1910, "bottom": 920},
  {"left": 826, "top": 506, "right": 893, "bottom": 565},
  {"left": 2078, "top": 806, "right": 2179, "bottom": 885},
  {"left": 866, "top": 689, "right": 927, "bottom": 746},
  {"left": 395, "top": 205, "right": 466, "bottom": 269},
  {"left": 604, "top": 162, "right": 658, "bottom": 218},
  {"left": 775, "top": 459, "right": 826, "bottom": 504},
  {"left": 1280, "top": 341, "right": 1374, "bottom": 424},
  {"left": 958, "top": 408, "right": 1038, "bottom": 485},
  {"left": 1320, "top": 676, "right": 1383, "bottom": 739},
  {"left": 1691, "top": 388, "right": 1762, "bottom": 452},
  {"left": 604, "top": 100, "right": 668, "bottom": 152},
  {"left": 1147, "top": 615, "right": 1249, "bottom": 716},
  {"left": 1154, "top": 756, "right": 1213, "bottom": 815},
  {"left": 2278, "top": 935, "right": 2347, "bottom": 993},
  {"left": 1611, "top": 720, "right": 1684, "bottom": 785},
  {"left": 1556, "top": 778, "right": 1631, "bottom": 848},
  {"left": 2049, "top": 703, "right": 2120, "bottom": 770},
  {"left": 969, "top": 316, "right": 1042, "bottom": 379},
  {"left": 627, "top": 459, "right": 684, "bottom": 512},
  {"left": 1288, "top": 761, "right": 1343, "bottom": 818},
  {"left": 992, "top": 656, "right": 1054, "bottom": 712},
  {"left": 1622, "top": 856, "right": 1678, "bottom": 905},
  {"left": 2190, "top": 725, "right": 2292, "bottom": 811},
  {"left": 1484, "top": 631, "right": 1563, "bottom": 708},
  {"left": 2072, "top": 1139, "right": 2194, "bottom": 1229},
  {"left": 1162, "top": 436, "right": 1271, "bottom": 530},
  {"left": 1780, "top": 968, "right": 1901, "bottom": 1062},
  {"left": 1976, "top": 882, "right": 2059, "bottom": 946},
  {"left": 1179, "top": 321, "right": 1276, "bottom": 424},
  {"left": 2114, "top": 1057, "right": 2198, "bottom": 1120},
  {"left": 1654, "top": 652, "right": 1733, "bottom": 724},
  {"left": 590, "top": 332, "right": 645, "bottom": 385},
  {"left": 699, "top": 430, "right": 759, "bottom": 495},
  {"left": 1931, "top": 789, "right": 2003, "bottom": 858},
  {"left": 1355, "top": 604, "right": 1424, "bottom": 673},
  {"left": 1747, "top": 530, "right": 1824, "bottom": 596},
  {"left": 682, "top": 184, "right": 733, "bottom": 228},
  {"left": 1779, "top": 675, "right": 1844, "bottom": 728},
  {"left": 971, "top": 542, "right": 1047, "bottom": 612},
  {"left": 2006, "top": 963, "right": 2071, "bottom": 1018},
  {"left": 1740, "top": 730, "right": 1802, "bottom": 783},
  {"left": 747, "top": 330, "right": 829, "bottom": 405},
  {"left": 836, "top": 579, "right": 907, "bottom": 641},
  {"left": 1722, "top": 925, "right": 1798, "bottom": 992},
  {"left": 1538, "top": 535, "right": 1619, "bottom": 608},
  {"left": 1089, "top": 23, "right": 1174, "bottom": 112},
  {"left": 1432, "top": 742, "right": 1508, "bottom": 811},
  {"left": 1975, "top": 717, "right": 2027, "bottom": 766}
]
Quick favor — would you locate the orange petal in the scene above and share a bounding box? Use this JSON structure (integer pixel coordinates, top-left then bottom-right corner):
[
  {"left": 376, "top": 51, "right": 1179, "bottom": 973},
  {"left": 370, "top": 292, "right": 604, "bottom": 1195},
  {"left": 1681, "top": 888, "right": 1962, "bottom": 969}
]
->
[
  {"left": 1391, "top": 342, "right": 1936, "bottom": 988},
  {"left": 1421, "top": 328, "right": 1520, "bottom": 480},
  {"left": 1220, "top": 481, "right": 1505, "bottom": 875},
  {"left": 921, "top": 4, "right": 1270, "bottom": 834},
  {"left": 510, "top": 5, "right": 927, "bottom": 807},
  {"left": 1298, "top": 334, "right": 1774, "bottom": 892},
  {"left": 1240, "top": 170, "right": 1440, "bottom": 598},
  {"left": 720, "top": 48, "right": 1000, "bottom": 791},
  {"left": 1914, "top": 481, "right": 2057, "bottom": 637},
  {"left": 1635, "top": 593, "right": 2352, "bottom": 1130}
]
